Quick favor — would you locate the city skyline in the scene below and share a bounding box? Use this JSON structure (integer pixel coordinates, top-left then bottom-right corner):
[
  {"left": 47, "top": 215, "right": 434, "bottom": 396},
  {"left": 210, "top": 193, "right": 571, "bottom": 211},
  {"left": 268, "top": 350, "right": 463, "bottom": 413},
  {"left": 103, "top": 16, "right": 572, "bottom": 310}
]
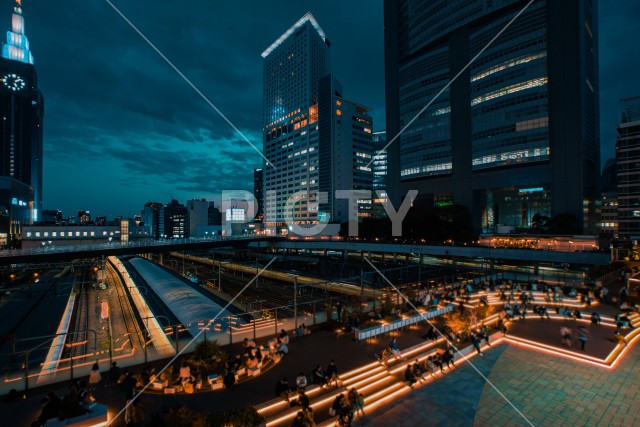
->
[{"left": 1, "top": 0, "right": 638, "bottom": 219}]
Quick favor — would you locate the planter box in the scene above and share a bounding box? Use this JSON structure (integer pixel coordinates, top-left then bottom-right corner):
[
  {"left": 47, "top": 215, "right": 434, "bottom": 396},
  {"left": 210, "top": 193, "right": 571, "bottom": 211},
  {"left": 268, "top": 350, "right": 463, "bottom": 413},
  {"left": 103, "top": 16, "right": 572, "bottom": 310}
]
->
[{"left": 352, "top": 305, "right": 454, "bottom": 341}]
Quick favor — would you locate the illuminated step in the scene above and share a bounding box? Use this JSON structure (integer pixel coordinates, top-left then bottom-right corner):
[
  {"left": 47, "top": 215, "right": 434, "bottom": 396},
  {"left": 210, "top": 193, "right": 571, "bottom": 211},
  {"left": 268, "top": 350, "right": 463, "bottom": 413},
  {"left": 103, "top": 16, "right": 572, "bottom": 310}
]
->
[{"left": 263, "top": 368, "right": 397, "bottom": 426}]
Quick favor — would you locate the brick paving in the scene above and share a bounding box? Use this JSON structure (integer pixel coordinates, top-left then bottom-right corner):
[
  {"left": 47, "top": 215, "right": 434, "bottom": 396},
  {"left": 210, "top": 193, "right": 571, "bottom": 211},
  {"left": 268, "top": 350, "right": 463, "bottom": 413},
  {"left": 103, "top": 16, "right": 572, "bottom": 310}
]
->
[{"left": 357, "top": 342, "right": 640, "bottom": 427}]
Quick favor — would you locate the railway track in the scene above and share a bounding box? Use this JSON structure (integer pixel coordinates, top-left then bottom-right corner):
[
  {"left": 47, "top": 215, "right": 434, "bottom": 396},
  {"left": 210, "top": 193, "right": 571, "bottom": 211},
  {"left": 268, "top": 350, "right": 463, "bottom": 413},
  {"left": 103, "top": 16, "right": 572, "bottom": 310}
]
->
[
  {"left": 107, "top": 262, "right": 145, "bottom": 355},
  {"left": 68, "top": 270, "right": 89, "bottom": 362}
]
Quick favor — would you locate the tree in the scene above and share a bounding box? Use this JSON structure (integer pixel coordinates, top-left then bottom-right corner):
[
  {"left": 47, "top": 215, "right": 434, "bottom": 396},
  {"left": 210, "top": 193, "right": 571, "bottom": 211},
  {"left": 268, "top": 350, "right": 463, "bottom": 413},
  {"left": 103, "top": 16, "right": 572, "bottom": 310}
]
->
[{"left": 442, "top": 311, "right": 471, "bottom": 338}]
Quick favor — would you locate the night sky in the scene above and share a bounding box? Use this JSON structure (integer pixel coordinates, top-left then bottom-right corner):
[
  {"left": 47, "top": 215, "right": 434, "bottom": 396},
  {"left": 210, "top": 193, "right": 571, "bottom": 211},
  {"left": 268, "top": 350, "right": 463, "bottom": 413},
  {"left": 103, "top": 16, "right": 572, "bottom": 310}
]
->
[{"left": 2, "top": 0, "right": 638, "bottom": 219}]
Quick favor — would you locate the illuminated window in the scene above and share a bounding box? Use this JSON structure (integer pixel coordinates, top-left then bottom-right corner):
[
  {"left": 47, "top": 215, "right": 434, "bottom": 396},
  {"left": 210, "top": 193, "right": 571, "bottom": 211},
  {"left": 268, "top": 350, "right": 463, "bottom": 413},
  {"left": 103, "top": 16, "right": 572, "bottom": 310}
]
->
[
  {"left": 336, "top": 109, "right": 342, "bottom": 116},
  {"left": 309, "top": 104, "right": 318, "bottom": 124},
  {"left": 336, "top": 99, "right": 342, "bottom": 106}
]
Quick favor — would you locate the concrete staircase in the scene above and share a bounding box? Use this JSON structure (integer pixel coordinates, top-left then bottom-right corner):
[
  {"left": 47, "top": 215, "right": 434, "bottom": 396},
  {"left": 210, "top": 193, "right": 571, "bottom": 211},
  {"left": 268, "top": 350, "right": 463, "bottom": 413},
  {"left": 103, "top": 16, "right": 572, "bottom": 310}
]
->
[{"left": 258, "top": 317, "right": 502, "bottom": 427}]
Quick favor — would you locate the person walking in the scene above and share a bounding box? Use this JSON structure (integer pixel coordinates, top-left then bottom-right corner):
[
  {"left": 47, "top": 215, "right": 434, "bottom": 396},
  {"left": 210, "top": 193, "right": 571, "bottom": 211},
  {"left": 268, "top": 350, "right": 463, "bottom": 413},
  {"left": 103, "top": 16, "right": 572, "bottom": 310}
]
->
[
  {"left": 497, "top": 317, "right": 507, "bottom": 335},
  {"left": 470, "top": 334, "right": 483, "bottom": 356},
  {"left": 480, "top": 325, "right": 491, "bottom": 347},
  {"left": 88, "top": 362, "right": 101, "bottom": 393},
  {"left": 560, "top": 326, "right": 572, "bottom": 347},
  {"left": 577, "top": 326, "right": 590, "bottom": 351},
  {"left": 388, "top": 337, "right": 403, "bottom": 360},
  {"left": 124, "top": 390, "right": 144, "bottom": 427}
]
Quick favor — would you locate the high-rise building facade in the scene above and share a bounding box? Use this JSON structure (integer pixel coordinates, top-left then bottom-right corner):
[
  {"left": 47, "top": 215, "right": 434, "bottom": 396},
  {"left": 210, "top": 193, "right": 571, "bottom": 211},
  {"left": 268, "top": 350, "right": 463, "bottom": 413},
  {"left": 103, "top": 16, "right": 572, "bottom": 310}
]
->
[
  {"left": 616, "top": 96, "right": 640, "bottom": 240},
  {"left": 317, "top": 74, "right": 373, "bottom": 222},
  {"left": 161, "top": 199, "right": 188, "bottom": 239},
  {"left": 372, "top": 131, "right": 388, "bottom": 218},
  {"left": 384, "top": 0, "right": 599, "bottom": 233},
  {"left": 0, "top": 0, "right": 43, "bottom": 218},
  {"left": 254, "top": 168, "right": 264, "bottom": 222},
  {"left": 262, "top": 13, "right": 373, "bottom": 232},
  {"left": 262, "top": 13, "right": 329, "bottom": 231}
]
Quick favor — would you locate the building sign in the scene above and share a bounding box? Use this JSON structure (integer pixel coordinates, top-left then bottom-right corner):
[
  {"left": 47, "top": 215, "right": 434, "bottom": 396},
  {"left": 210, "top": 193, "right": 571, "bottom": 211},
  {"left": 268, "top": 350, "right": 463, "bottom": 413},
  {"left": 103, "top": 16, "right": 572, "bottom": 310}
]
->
[{"left": 518, "top": 187, "right": 544, "bottom": 194}]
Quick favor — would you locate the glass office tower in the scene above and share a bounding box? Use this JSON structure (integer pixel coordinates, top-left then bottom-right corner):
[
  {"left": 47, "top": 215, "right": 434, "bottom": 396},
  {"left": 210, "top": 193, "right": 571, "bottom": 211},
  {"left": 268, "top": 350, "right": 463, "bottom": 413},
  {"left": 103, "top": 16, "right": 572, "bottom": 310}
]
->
[{"left": 385, "top": 0, "right": 599, "bottom": 233}]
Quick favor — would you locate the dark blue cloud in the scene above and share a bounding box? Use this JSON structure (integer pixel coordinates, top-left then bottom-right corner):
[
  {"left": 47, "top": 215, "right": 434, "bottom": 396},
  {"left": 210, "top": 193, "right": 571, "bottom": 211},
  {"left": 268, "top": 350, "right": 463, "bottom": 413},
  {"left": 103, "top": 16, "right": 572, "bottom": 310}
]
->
[
  {"left": 4, "top": 0, "right": 383, "bottom": 217},
  {"left": 0, "top": 0, "right": 634, "bottom": 218}
]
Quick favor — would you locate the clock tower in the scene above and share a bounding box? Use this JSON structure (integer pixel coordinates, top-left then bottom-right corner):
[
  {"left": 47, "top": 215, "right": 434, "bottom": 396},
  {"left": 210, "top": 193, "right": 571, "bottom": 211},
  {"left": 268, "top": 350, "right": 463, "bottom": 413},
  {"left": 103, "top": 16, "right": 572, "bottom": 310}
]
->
[{"left": 0, "top": 0, "right": 43, "bottom": 222}]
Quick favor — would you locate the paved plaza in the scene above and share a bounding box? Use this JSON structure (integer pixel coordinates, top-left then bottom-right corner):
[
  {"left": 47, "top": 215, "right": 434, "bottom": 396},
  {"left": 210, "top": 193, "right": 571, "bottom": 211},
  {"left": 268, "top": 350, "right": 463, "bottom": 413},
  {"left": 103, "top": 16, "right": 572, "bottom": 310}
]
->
[
  {"left": 3, "top": 296, "right": 638, "bottom": 427},
  {"left": 359, "top": 342, "right": 640, "bottom": 427}
]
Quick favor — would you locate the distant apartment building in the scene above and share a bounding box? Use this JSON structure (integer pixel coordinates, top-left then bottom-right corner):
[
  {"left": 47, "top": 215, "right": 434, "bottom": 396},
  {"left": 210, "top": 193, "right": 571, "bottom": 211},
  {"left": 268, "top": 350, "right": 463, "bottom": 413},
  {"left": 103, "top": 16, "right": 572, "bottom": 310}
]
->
[
  {"left": 208, "top": 202, "right": 222, "bottom": 226},
  {"left": 187, "top": 199, "right": 209, "bottom": 237},
  {"left": 161, "top": 199, "right": 188, "bottom": 239}
]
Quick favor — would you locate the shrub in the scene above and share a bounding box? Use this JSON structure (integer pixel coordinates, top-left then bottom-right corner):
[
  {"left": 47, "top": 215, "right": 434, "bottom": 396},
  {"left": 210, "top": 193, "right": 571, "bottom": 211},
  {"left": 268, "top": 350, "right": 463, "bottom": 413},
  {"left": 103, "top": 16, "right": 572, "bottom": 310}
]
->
[
  {"left": 189, "top": 340, "right": 227, "bottom": 372},
  {"left": 158, "top": 405, "right": 265, "bottom": 427},
  {"left": 163, "top": 406, "right": 209, "bottom": 427},
  {"left": 210, "top": 406, "right": 265, "bottom": 427}
]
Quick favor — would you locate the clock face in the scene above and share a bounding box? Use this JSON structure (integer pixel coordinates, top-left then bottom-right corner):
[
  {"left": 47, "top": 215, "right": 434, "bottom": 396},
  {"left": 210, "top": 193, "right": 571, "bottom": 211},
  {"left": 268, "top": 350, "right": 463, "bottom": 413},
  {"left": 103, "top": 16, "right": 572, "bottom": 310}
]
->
[{"left": 2, "top": 73, "right": 26, "bottom": 92}]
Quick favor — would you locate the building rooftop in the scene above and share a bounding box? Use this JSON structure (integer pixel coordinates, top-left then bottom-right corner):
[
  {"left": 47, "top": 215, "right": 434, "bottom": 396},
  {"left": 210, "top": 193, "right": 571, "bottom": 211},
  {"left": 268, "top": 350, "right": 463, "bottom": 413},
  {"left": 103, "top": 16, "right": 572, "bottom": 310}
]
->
[
  {"left": 620, "top": 96, "right": 640, "bottom": 124},
  {"left": 261, "top": 12, "right": 326, "bottom": 58}
]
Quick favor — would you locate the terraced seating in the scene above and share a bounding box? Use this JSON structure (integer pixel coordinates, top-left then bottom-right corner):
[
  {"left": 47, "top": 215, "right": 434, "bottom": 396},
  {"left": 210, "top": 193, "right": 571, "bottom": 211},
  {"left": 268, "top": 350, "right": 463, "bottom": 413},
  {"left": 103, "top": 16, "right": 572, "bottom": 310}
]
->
[
  {"left": 455, "top": 289, "right": 593, "bottom": 312},
  {"left": 258, "top": 315, "right": 502, "bottom": 426}
]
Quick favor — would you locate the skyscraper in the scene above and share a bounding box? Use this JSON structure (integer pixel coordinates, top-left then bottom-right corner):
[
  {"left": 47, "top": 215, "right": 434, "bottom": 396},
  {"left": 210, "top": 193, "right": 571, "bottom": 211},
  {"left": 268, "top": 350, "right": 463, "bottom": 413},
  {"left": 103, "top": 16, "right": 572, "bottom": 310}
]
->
[
  {"left": 616, "top": 96, "right": 640, "bottom": 239},
  {"left": 0, "top": 0, "right": 43, "bottom": 216},
  {"left": 254, "top": 168, "right": 264, "bottom": 222},
  {"left": 384, "top": 0, "right": 599, "bottom": 233},
  {"left": 262, "top": 13, "right": 373, "bottom": 233}
]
